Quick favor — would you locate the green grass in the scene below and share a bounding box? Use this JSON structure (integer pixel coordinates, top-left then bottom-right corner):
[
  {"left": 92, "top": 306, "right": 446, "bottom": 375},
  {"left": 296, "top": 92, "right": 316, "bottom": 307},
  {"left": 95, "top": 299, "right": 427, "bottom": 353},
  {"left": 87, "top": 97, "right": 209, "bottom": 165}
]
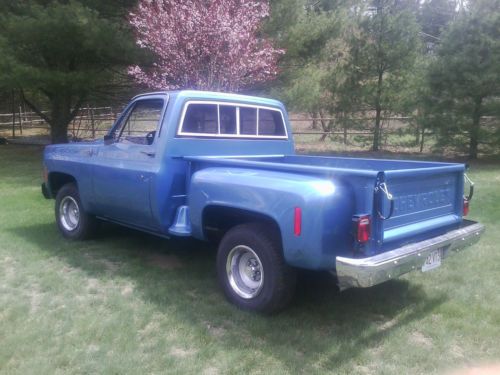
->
[{"left": 1, "top": 145, "right": 499, "bottom": 374}]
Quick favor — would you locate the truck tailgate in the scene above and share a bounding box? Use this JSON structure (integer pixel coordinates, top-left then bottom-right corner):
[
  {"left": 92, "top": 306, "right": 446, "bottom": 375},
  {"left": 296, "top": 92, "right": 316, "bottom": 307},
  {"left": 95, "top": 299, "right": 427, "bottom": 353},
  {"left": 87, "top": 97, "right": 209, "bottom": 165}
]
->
[{"left": 377, "top": 165, "right": 465, "bottom": 247}]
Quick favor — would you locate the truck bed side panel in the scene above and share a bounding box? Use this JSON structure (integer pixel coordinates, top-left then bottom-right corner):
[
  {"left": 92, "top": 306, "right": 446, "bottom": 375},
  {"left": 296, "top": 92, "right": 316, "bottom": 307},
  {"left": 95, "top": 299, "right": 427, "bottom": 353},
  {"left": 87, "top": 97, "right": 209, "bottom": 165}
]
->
[{"left": 188, "top": 167, "right": 354, "bottom": 269}]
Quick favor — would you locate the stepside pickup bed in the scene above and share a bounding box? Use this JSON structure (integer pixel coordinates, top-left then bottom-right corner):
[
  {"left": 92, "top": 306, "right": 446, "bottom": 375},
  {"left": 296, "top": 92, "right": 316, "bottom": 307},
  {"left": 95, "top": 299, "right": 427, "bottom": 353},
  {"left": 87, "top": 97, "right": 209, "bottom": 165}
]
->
[{"left": 42, "top": 90, "right": 484, "bottom": 313}]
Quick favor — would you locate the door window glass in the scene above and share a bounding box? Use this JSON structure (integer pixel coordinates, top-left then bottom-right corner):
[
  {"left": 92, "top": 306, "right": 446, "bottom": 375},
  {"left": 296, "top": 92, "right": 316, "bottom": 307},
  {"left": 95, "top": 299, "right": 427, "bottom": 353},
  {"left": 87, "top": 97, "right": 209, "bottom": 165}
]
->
[{"left": 117, "top": 99, "right": 164, "bottom": 145}]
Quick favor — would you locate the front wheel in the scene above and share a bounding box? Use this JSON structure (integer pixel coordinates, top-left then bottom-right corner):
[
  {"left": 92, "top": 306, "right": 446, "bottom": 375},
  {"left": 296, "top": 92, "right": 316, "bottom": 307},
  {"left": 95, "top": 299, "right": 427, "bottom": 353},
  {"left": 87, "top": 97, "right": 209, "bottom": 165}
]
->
[
  {"left": 55, "top": 183, "right": 97, "bottom": 240},
  {"left": 216, "top": 223, "right": 296, "bottom": 313}
]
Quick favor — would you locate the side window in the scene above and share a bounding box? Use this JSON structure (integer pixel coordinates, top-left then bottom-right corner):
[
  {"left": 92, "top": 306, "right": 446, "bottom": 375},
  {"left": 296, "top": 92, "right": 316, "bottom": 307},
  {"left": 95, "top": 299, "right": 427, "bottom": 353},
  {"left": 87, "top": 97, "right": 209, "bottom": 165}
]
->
[
  {"left": 240, "top": 107, "right": 257, "bottom": 135},
  {"left": 182, "top": 104, "right": 218, "bottom": 134},
  {"left": 117, "top": 99, "right": 164, "bottom": 145},
  {"left": 258, "top": 109, "right": 286, "bottom": 136},
  {"left": 219, "top": 105, "right": 237, "bottom": 134}
]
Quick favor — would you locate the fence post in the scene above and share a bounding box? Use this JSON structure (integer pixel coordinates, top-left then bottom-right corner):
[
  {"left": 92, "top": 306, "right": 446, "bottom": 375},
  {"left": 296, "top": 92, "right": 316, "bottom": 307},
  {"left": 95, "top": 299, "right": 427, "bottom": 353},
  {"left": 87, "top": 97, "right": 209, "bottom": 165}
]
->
[
  {"left": 89, "top": 105, "right": 95, "bottom": 139},
  {"left": 11, "top": 90, "right": 16, "bottom": 139},
  {"left": 18, "top": 106, "right": 23, "bottom": 135}
]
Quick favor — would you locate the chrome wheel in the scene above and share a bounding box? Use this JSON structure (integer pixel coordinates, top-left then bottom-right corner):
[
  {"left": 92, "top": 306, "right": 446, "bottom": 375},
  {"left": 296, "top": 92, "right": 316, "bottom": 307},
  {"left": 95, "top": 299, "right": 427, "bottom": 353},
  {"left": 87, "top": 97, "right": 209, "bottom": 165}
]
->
[
  {"left": 226, "top": 245, "right": 264, "bottom": 299},
  {"left": 59, "top": 196, "right": 80, "bottom": 231}
]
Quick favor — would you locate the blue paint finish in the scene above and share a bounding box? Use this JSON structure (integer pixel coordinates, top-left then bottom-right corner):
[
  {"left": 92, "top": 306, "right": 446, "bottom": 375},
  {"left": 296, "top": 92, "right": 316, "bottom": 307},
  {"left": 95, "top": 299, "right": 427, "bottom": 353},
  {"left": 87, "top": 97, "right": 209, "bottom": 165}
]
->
[{"left": 43, "top": 90, "right": 472, "bottom": 271}]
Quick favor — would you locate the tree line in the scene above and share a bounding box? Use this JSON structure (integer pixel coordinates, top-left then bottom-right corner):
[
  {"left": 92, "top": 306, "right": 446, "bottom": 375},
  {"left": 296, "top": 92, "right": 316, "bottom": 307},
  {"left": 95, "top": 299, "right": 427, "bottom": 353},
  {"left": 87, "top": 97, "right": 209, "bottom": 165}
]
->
[{"left": 0, "top": 0, "right": 498, "bottom": 158}]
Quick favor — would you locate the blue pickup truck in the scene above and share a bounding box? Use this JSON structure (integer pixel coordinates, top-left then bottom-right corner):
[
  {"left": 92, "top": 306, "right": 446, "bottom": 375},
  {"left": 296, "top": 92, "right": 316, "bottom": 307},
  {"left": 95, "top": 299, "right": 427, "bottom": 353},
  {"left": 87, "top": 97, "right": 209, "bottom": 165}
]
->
[{"left": 42, "top": 90, "right": 484, "bottom": 312}]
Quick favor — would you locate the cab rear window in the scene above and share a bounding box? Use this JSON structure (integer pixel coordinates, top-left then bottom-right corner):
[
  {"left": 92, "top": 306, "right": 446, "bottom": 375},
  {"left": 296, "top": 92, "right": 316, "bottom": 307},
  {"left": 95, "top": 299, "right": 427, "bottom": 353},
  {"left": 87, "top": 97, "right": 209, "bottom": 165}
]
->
[{"left": 178, "top": 102, "right": 287, "bottom": 139}]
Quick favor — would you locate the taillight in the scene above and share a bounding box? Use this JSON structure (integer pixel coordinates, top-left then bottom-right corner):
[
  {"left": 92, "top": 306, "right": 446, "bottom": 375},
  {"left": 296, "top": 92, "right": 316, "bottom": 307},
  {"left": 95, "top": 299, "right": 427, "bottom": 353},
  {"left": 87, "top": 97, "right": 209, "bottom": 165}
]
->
[
  {"left": 294, "top": 207, "right": 301, "bottom": 236},
  {"left": 463, "top": 198, "right": 469, "bottom": 216},
  {"left": 354, "top": 215, "right": 371, "bottom": 243}
]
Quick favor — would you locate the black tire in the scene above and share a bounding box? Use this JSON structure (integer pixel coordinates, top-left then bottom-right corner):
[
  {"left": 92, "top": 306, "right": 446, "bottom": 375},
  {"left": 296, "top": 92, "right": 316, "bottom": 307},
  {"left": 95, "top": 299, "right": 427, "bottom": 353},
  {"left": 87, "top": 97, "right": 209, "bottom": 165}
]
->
[
  {"left": 55, "top": 183, "right": 98, "bottom": 240},
  {"left": 216, "top": 223, "right": 296, "bottom": 313}
]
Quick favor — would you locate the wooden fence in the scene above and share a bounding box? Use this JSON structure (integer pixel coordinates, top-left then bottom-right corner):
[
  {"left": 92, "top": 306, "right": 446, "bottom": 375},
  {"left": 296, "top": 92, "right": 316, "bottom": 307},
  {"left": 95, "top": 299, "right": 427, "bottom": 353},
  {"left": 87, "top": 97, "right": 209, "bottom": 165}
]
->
[
  {"left": 0, "top": 107, "right": 497, "bottom": 154},
  {"left": 0, "top": 106, "right": 120, "bottom": 142}
]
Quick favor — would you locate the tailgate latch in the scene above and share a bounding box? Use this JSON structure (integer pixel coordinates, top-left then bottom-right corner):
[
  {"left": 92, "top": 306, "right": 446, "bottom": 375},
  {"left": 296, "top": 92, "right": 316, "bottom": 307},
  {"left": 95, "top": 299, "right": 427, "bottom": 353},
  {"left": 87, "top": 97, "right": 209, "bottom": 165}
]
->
[
  {"left": 375, "top": 182, "right": 395, "bottom": 220},
  {"left": 464, "top": 173, "right": 474, "bottom": 201}
]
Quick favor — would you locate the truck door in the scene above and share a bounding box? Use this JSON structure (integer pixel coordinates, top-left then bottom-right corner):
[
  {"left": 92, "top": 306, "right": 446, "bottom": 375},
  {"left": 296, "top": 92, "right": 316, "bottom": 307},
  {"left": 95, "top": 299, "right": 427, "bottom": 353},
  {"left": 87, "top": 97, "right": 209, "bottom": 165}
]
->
[{"left": 92, "top": 98, "right": 166, "bottom": 230}]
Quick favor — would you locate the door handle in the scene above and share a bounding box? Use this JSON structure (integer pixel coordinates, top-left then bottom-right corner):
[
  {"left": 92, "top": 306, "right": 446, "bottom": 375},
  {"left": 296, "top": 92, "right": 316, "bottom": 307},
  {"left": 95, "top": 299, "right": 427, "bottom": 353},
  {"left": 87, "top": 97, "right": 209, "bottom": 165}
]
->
[{"left": 140, "top": 151, "right": 155, "bottom": 157}]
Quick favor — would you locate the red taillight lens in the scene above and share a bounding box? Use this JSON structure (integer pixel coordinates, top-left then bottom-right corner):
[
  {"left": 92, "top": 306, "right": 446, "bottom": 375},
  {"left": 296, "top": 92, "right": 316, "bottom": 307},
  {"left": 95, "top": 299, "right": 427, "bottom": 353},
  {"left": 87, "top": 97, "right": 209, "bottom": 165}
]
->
[
  {"left": 463, "top": 199, "right": 469, "bottom": 216},
  {"left": 294, "top": 207, "right": 302, "bottom": 236},
  {"left": 356, "top": 215, "right": 371, "bottom": 243}
]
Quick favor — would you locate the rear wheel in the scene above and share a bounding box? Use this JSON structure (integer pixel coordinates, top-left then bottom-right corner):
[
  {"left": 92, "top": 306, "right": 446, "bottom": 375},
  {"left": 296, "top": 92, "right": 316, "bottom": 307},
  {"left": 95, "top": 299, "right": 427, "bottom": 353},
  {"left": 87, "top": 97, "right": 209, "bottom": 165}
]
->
[
  {"left": 216, "top": 223, "right": 296, "bottom": 313},
  {"left": 55, "top": 183, "right": 97, "bottom": 240}
]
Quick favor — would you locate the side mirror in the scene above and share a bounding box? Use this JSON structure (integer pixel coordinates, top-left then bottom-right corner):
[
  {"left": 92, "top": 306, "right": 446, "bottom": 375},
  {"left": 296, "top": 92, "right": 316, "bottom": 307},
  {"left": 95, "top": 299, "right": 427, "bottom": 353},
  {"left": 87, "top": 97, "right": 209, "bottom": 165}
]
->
[{"left": 104, "top": 134, "right": 115, "bottom": 145}]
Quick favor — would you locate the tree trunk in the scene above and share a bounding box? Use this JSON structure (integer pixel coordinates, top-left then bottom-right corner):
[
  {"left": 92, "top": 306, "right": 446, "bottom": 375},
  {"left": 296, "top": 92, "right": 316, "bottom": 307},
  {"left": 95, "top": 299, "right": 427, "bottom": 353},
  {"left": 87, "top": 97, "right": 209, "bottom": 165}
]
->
[
  {"left": 373, "top": 71, "right": 383, "bottom": 152},
  {"left": 310, "top": 112, "right": 318, "bottom": 130},
  {"left": 318, "top": 111, "right": 330, "bottom": 142},
  {"left": 51, "top": 124, "right": 69, "bottom": 143},
  {"left": 22, "top": 90, "right": 83, "bottom": 144},
  {"left": 49, "top": 95, "right": 72, "bottom": 144},
  {"left": 469, "top": 97, "right": 482, "bottom": 159}
]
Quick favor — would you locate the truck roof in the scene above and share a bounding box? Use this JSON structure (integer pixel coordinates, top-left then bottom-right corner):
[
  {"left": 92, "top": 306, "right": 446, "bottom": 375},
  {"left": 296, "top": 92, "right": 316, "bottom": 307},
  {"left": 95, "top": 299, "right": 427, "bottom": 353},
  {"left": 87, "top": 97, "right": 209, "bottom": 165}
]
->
[{"left": 132, "top": 90, "right": 285, "bottom": 109}]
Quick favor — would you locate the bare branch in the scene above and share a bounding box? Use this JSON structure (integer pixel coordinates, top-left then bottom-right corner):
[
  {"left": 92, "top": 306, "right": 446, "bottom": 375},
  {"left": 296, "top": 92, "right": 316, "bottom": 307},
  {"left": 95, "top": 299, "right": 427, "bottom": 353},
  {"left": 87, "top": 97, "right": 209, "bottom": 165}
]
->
[{"left": 20, "top": 90, "right": 52, "bottom": 125}]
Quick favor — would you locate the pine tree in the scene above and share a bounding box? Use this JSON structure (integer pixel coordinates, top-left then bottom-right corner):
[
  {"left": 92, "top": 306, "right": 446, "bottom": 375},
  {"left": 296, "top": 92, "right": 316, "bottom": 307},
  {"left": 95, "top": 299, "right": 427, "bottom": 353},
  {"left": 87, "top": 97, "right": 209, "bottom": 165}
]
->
[
  {"left": 0, "top": 1, "right": 140, "bottom": 143},
  {"left": 426, "top": 0, "right": 500, "bottom": 158}
]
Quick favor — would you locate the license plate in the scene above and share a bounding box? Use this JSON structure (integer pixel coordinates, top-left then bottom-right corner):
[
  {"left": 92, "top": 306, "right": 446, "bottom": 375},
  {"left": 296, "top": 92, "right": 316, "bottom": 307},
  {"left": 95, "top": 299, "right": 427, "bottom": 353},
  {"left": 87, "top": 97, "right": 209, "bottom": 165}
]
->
[{"left": 422, "top": 249, "right": 442, "bottom": 272}]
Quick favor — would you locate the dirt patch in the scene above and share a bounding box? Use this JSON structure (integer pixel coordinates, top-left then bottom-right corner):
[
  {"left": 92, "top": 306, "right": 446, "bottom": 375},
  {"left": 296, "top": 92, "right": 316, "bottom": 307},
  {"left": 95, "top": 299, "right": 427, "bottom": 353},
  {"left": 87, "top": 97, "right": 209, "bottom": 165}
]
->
[
  {"left": 207, "top": 324, "right": 226, "bottom": 338},
  {"left": 147, "top": 253, "right": 183, "bottom": 270},
  {"left": 121, "top": 284, "right": 134, "bottom": 296},
  {"left": 450, "top": 344, "right": 465, "bottom": 358},
  {"left": 1, "top": 256, "right": 16, "bottom": 279},
  {"left": 203, "top": 367, "right": 220, "bottom": 375},
  {"left": 83, "top": 253, "right": 121, "bottom": 272},
  {"left": 353, "top": 365, "right": 373, "bottom": 375},
  {"left": 86, "top": 278, "right": 100, "bottom": 292},
  {"left": 409, "top": 331, "right": 433, "bottom": 348},
  {"left": 99, "top": 259, "right": 120, "bottom": 272},
  {"left": 27, "top": 288, "right": 43, "bottom": 313},
  {"left": 170, "top": 346, "right": 197, "bottom": 358},
  {"left": 376, "top": 317, "right": 399, "bottom": 332}
]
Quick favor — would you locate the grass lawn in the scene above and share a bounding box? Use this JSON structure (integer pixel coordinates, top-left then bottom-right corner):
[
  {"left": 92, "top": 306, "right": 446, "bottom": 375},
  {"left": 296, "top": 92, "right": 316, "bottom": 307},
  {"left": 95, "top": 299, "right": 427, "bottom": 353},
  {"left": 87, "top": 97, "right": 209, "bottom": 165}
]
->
[{"left": 1, "top": 145, "right": 499, "bottom": 374}]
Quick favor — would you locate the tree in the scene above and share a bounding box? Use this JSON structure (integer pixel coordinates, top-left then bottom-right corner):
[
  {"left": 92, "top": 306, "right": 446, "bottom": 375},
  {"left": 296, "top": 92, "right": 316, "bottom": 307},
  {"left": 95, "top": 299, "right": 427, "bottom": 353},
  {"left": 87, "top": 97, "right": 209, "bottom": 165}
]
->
[
  {"left": 0, "top": 1, "right": 140, "bottom": 143},
  {"left": 418, "top": 0, "right": 458, "bottom": 51},
  {"left": 128, "top": 0, "right": 283, "bottom": 92},
  {"left": 266, "top": 0, "right": 355, "bottom": 139},
  {"left": 426, "top": 0, "right": 500, "bottom": 159},
  {"left": 348, "top": 0, "right": 421, "bottom": 151}
]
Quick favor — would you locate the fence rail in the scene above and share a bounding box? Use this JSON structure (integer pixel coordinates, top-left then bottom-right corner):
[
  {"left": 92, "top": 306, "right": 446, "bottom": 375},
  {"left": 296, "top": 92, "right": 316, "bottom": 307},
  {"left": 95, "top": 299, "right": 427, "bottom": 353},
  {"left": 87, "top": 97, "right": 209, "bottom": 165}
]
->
[{"left": 0, "top": 106, "right": 498, "bottom": 153}]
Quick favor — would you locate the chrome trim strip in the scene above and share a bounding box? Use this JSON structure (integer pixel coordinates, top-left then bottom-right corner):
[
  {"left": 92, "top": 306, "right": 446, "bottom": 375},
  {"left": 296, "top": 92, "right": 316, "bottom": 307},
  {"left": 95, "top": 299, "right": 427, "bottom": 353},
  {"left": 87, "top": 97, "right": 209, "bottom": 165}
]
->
[{"left": 336, "top": 220, "right": 485, "bottom": 291}]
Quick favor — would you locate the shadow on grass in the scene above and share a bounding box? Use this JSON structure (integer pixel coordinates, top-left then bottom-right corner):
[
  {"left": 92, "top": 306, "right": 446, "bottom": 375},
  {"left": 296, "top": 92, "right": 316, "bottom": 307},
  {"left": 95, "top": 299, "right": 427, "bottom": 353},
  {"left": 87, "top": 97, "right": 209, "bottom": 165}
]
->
[{"left": 10, "top": 222, "right": 447, "bottom": 371}]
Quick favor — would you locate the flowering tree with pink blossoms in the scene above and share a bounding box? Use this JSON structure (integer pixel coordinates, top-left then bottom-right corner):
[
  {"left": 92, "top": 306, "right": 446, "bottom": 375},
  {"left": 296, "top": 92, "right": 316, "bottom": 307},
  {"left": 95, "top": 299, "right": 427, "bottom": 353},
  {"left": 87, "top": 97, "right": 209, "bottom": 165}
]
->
[{"left": 128, "top": 0, "right": 283, "bottom": 91}]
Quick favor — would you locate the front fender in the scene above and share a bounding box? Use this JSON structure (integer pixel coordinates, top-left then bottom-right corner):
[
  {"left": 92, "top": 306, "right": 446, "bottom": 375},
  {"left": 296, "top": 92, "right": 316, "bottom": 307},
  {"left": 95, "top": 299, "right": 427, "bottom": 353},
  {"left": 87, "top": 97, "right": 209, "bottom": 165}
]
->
[
  {"left": 188, "top": 167, "right": 353, "bottom": 269},
  {"left": 44, "top": 144, "right": 95, "bottom": 211}
]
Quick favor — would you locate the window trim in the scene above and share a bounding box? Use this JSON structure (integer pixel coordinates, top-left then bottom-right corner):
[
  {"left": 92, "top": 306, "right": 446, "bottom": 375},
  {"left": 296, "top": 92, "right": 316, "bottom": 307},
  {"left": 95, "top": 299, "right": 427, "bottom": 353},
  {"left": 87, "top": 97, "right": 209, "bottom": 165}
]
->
[{"left": 177, "top": 100, "right": 288, "bottom": 139}]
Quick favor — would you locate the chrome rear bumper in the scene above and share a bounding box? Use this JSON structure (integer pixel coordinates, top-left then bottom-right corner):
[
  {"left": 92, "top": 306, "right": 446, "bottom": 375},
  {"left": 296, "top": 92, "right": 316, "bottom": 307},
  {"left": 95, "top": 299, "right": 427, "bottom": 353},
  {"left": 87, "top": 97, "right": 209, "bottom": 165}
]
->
[{"left": 336, "top": 220, "right": 485, "bottom": 291}]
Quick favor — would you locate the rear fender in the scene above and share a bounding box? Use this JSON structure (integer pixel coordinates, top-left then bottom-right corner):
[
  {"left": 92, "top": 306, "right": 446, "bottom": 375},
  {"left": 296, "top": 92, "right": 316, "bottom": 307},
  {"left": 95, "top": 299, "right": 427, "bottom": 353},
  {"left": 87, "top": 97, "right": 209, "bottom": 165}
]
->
[{"left": 188, "top": 167, "right": 351, "bottom": 269}]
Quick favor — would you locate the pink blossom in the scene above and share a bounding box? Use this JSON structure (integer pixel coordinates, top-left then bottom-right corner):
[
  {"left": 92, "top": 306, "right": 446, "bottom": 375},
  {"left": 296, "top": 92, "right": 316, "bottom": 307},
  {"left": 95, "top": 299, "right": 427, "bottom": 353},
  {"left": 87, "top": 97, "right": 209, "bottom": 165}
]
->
[{"left": 129, "top": 0, "right": 284, "bottom": 91}]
